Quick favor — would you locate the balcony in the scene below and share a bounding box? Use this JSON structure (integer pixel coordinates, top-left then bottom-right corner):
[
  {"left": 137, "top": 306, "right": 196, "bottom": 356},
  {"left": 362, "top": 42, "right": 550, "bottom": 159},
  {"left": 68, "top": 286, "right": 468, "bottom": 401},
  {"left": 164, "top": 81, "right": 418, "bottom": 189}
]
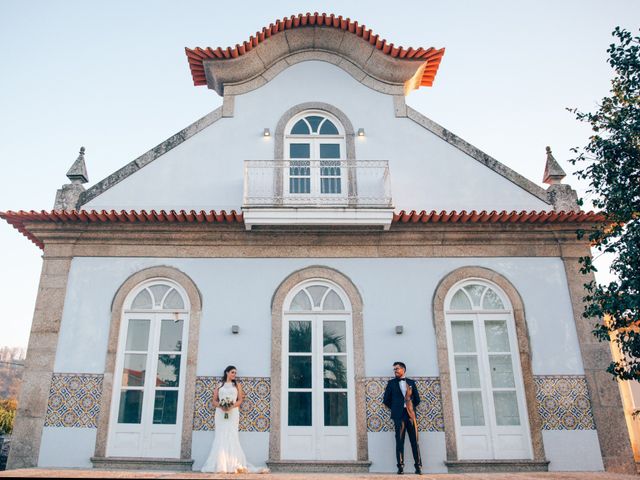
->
[{"left": 242, "top": 160, "right": 394, "bottom": 229}]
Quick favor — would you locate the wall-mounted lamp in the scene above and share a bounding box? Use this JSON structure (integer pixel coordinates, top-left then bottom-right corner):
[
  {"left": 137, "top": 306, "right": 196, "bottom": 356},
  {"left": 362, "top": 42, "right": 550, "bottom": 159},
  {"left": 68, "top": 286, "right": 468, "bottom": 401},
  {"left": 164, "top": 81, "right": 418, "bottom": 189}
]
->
[
  {"left": 263, "top": 128, "right": 271, "bottom": 137},
  {"left": 357, "top": 128, "right": 366, "bottom": 137},
  {"left": 231, "top": 325, "right": 240, "bottom": 334},
  {"left": 395, "top": 325, "right": 403, "bottom": 335}
]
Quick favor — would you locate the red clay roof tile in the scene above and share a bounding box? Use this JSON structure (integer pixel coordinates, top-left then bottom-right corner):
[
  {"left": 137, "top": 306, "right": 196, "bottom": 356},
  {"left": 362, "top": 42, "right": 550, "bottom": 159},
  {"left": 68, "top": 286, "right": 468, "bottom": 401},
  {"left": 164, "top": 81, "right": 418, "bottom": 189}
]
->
[
  {"left": 0, "top": 209, "right": 244, "bottom": 249},
  {"left": 392, "top": 210, "right": 606, "bottom": 224},
  {"left": 185, "top": 12, "right": 445, "bottom": 88}
]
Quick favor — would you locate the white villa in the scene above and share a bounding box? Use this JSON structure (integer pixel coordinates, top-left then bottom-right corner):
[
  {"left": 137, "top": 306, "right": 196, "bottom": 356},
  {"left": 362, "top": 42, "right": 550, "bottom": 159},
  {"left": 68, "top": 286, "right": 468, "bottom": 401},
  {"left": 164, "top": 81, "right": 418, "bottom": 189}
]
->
[{"left": 1, "top": 13, "right": 635, "bottom": 474}]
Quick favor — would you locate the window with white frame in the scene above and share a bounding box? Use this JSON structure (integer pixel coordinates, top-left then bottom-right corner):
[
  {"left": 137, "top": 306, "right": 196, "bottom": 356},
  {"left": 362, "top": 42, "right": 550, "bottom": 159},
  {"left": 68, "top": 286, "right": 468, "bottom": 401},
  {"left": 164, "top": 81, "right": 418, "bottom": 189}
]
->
[
  {"left": 445, "top": 279, "right": 532, "bottom": 460},
  {"left": 107, "top": 279, "right": 190, "bottom": 458},
  {"left": 281, "top": 281, "right": 357, "bottom": 460},
  {"left": 285, "top": 111, "right": 346, "bottom": 198}
]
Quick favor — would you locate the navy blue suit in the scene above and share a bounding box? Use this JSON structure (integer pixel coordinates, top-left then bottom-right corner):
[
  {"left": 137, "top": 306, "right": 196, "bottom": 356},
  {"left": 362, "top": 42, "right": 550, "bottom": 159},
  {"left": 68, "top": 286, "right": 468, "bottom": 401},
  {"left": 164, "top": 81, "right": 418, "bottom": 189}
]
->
[{"left": 383, "top": 377, "right": 422, "bottom": 470}]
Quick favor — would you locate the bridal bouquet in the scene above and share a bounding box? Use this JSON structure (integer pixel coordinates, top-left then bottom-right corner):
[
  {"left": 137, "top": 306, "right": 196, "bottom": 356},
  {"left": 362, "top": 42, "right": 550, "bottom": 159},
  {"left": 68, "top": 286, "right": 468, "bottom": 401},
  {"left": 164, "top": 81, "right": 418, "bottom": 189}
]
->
[{"left": 219, "top": 397, "right": 235, "bottom": 419}]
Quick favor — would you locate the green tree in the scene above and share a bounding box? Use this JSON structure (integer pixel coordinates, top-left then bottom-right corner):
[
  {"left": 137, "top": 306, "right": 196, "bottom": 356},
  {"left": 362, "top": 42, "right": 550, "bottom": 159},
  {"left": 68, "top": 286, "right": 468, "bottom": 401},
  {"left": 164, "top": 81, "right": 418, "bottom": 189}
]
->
[
  {"left": 0, "top": 398, "right": 17, "bottom": 435},
  {"left": 569, "top": 27, "right": 640, "bottom": 380}
]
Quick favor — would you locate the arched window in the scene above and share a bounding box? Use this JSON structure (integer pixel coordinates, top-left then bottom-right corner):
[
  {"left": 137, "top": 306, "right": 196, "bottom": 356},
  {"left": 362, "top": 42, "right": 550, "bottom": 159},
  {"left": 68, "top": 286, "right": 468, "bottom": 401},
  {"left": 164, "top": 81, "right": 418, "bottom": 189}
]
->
[
  {"left": 289, "top": 283, "right": 347, "bottom": 312},
  {"left": 444, "top": 279, "right": 532, "bottom": 460},
  {"left": 129, "top": 283, "right": 186, "bottom": 311},
  {"left": 449, "top": 283, "right": 506, "bottom": 311},
  {"left": 285, "top": 111, "right": 346, "bottom": 198},
  {"left": 107, "top": 278, "right": 190, "bottom": 459}
]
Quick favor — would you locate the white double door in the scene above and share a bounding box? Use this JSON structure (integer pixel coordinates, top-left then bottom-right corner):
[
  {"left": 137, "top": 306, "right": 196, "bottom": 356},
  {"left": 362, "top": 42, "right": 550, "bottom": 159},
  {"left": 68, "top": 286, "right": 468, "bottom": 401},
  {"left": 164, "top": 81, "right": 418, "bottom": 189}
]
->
[
  {"left": 107, "top": 312, "right": 188, "bottom": 458},
  {"left": 282, "top": 312, "right": 356, "bottom": 460},
  {"left": 447, "top": 312, "right": 532, "bottom": 459}
]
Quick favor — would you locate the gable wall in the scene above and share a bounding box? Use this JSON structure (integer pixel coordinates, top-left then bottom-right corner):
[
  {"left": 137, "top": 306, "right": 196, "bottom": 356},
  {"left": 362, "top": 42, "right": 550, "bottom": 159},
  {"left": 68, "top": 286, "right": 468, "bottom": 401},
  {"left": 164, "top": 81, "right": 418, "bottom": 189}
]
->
[{"left": 84, "top": 61, "right": 549, "bottom": 212}]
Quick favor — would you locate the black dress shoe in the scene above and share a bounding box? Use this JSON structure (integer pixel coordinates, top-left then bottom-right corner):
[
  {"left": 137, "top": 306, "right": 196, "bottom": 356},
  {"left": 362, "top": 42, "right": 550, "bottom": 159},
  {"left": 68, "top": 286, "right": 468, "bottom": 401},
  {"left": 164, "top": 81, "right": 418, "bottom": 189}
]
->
[
  {"left": 397, "top": 466, "right": 404, "bottom": 474},
  {"left": 415, "top": 467, "right": 422, "bottom": 475}
]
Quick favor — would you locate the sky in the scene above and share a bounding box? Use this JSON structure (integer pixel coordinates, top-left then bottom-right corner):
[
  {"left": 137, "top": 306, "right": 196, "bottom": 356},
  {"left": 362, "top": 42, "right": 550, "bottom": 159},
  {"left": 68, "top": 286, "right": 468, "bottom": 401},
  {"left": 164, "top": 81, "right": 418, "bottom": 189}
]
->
[{"left": 0, "top": 0, "right": 638, "bottom": 348}]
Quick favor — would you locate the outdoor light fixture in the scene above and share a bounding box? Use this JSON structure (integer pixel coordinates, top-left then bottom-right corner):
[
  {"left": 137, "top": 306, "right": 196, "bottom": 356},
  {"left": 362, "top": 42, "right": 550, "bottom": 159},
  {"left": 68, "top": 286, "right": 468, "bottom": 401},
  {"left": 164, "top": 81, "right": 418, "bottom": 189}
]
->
[
  {"left": 395, "top": 325, "right": 403, "bottom": 334},
  {"left": 357, "top": 128, "right": 365, "bottom": 137},
  {"left": 263, "top": 128, "right": 271, "bottom": 137},
  {"left": 231, "top": 325, "right": 240, "bottom": 334}
]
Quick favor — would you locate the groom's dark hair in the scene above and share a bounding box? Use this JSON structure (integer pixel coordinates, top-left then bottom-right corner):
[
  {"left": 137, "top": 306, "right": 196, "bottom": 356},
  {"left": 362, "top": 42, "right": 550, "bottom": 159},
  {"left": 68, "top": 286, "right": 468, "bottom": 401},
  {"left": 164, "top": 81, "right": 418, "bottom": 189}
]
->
[{"left": 393, "top": 361, "right": 407, "bottom": 370}]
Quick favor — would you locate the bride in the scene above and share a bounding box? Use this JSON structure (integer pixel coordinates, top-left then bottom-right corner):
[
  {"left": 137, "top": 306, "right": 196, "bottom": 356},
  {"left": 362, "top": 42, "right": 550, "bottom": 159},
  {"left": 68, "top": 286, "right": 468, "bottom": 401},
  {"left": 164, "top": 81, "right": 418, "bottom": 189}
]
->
[{"left": 201, "top": 365, "right": 252, "bottom": 473}]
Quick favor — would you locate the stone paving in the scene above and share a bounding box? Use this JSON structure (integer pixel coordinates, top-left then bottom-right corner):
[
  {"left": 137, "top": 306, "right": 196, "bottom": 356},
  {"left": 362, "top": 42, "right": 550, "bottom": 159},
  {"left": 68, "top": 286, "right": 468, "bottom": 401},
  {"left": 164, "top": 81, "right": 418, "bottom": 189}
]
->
[{"left": 0, "top": 470, "right": 638, "bottom": 479}]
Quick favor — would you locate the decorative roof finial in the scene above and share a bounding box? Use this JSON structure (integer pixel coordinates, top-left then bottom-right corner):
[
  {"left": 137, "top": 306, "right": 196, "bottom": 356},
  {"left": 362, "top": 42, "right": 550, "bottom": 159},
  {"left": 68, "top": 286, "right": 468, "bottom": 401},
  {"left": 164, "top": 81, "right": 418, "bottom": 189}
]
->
[
  {"left": 542, "top": 146, "right": 566, "bottom": 185},
  {"left": 66, "top": 146, "right": 89, "bottom": 184}
]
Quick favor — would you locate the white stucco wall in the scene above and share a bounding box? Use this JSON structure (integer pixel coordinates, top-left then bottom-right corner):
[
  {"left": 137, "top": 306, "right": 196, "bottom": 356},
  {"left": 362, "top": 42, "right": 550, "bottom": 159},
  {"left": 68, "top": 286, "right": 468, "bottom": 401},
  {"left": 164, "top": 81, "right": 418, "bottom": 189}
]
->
[
  {"left": 38, "top": 427, "right": 96, "bottom": 468},
  {"left": 368, "top": 432, "right": 447, "bottom": 473},
  {"left": 542, "top": 430, "right": 604, "bottom": 471},
  {"left": 43, "top": 255, "right": 600, "bottom": 471},
  {"left": 84, "top": 61, "right": 549, "bottom": 212},
  {"left": 54, "top": 256, "right": 582, "bottom": 376}
]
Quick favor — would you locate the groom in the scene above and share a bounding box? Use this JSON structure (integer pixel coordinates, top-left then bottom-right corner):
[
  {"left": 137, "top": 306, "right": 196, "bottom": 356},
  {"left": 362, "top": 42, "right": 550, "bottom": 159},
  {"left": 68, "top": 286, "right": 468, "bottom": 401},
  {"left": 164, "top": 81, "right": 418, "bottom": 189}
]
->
[{"left": 383, "top": 361, "right": 422, "bottom": 475}]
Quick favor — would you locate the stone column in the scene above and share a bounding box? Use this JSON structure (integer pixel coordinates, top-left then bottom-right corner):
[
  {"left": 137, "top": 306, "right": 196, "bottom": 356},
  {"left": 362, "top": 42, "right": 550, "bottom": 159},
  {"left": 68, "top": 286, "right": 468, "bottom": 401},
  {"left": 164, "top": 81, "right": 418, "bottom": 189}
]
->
[
  {"left": 7, "top": 255, "right": 72, "bottom": 469},
  {"left": 562, "top": 255, "right": 636, "bottom": 473}
]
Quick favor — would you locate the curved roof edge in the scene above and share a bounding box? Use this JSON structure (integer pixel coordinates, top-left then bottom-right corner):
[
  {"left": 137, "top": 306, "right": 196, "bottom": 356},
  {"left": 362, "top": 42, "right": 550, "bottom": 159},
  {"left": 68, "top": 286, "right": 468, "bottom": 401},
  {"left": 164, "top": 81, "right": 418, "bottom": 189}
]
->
[{"left": 185, "top": 13, "right": 445, "bottom": 96}]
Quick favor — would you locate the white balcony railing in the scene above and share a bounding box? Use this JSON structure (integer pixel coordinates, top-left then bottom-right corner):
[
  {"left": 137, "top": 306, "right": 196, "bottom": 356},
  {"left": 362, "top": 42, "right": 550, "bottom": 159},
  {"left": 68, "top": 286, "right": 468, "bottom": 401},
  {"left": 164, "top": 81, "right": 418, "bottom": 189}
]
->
[{"left": 243, "top": 160, "right": 392, "bottom": 208}]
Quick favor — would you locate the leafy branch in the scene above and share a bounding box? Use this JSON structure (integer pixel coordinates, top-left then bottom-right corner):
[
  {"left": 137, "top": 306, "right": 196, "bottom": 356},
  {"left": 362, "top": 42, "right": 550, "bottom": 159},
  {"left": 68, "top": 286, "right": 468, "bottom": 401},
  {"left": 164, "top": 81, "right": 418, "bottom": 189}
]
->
[{"left": 569, "top": 27, "right": 640, "bottom": 381}]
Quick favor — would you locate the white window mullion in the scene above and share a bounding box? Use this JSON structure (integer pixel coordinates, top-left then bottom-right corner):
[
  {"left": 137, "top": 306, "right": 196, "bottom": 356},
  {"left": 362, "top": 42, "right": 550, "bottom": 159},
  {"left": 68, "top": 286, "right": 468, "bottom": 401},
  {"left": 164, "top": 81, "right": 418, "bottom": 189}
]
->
[
  {"left": 176, "top": 313, "right": 188, "bottom": 439},
  {"left": 347, "top": 313, "right": 355, "bottom": 433},
  {"left": 477, "top": 314, "right": 499, "bottom": 459},
  {"left": 312, "top": 312, "right": 317, "bottom": 452},
  {"left": 507, "top": 313, "right": 533, "bottom": 449},
  {"left": 141, "top": 314, "right": 159, "bottom": 456},
  {"left": 281, "top": 315, "right": 289, "bottom": 441},
  {"left": 311, "top": 140, "right": 320, "bottom": 197}
]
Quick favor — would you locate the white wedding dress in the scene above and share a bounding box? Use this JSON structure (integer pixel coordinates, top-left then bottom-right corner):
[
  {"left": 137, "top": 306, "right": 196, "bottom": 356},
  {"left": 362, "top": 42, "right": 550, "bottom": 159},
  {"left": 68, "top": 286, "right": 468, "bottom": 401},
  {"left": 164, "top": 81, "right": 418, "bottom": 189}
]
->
[{"left": 201, "top": 382, "right": 250, "bottom": 473}]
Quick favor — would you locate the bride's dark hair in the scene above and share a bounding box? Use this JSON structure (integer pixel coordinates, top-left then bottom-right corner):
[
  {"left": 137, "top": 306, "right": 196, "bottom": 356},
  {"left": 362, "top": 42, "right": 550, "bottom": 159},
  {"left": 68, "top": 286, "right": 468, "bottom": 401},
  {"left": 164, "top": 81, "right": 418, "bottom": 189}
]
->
[{"left": 221, "top": 365, "right": 238, "bottom": 386}]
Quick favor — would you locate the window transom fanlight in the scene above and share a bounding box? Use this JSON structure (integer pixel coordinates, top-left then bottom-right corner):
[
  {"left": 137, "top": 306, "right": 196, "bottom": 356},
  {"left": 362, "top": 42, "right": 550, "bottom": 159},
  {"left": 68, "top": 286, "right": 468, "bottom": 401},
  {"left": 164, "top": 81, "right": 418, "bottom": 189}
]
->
[
  {"left": 130, "top": 283, "right": 185, "bottom": 310},
  {"left": 288, "top": 284, "right": 346, "bottom": 311},
  {"left": 449, "top": 283, "right": 506, "bottom": 311},
  {"left": 289, "top": 114, "right": 340, "bottom": 136}
]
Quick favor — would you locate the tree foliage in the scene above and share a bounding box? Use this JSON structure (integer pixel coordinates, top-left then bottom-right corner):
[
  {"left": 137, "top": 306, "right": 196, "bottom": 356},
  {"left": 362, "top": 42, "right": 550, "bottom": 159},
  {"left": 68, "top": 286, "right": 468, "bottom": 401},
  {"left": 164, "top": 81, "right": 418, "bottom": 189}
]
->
[
  {"left": 0, "top": 398, "right": 16, "bottom": 435},
  {"left": 569, "top": 27, "right": 640, "bottom": 380}
]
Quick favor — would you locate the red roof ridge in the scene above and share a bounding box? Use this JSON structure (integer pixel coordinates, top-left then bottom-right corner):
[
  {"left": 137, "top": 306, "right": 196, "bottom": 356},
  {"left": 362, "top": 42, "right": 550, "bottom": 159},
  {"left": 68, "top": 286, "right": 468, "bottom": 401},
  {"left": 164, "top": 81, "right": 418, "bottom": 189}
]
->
[{"left": 185, "top": 12, "right": 445, "bottom": 89}]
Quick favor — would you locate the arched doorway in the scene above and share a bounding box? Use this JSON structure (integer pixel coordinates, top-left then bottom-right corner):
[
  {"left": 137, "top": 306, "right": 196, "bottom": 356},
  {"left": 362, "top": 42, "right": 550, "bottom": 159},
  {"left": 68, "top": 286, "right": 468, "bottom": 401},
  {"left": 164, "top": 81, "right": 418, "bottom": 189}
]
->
[
  {"left": 281, "top": 279, "right": 356, "bottom": 460},
  {"left": 443, "top": 278, "right": 533, "bottom": 460},
  {"left": 106, "top": 278, "right": 190, "bottom": 458}
]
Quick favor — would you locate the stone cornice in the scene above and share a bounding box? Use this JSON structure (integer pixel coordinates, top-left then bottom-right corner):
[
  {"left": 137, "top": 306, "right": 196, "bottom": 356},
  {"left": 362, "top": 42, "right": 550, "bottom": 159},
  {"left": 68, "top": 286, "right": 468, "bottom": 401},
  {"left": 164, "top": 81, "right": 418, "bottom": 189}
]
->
[{"left": 20, "top": 221, "right": 594, "bottom": 259}]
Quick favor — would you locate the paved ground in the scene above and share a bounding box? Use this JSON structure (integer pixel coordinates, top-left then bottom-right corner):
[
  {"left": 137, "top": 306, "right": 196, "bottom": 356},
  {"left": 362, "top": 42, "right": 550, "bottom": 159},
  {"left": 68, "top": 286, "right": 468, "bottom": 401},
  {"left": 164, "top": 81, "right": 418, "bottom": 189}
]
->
[{"left": 0, "top": 471, "right": 638, "bottom": 479}]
